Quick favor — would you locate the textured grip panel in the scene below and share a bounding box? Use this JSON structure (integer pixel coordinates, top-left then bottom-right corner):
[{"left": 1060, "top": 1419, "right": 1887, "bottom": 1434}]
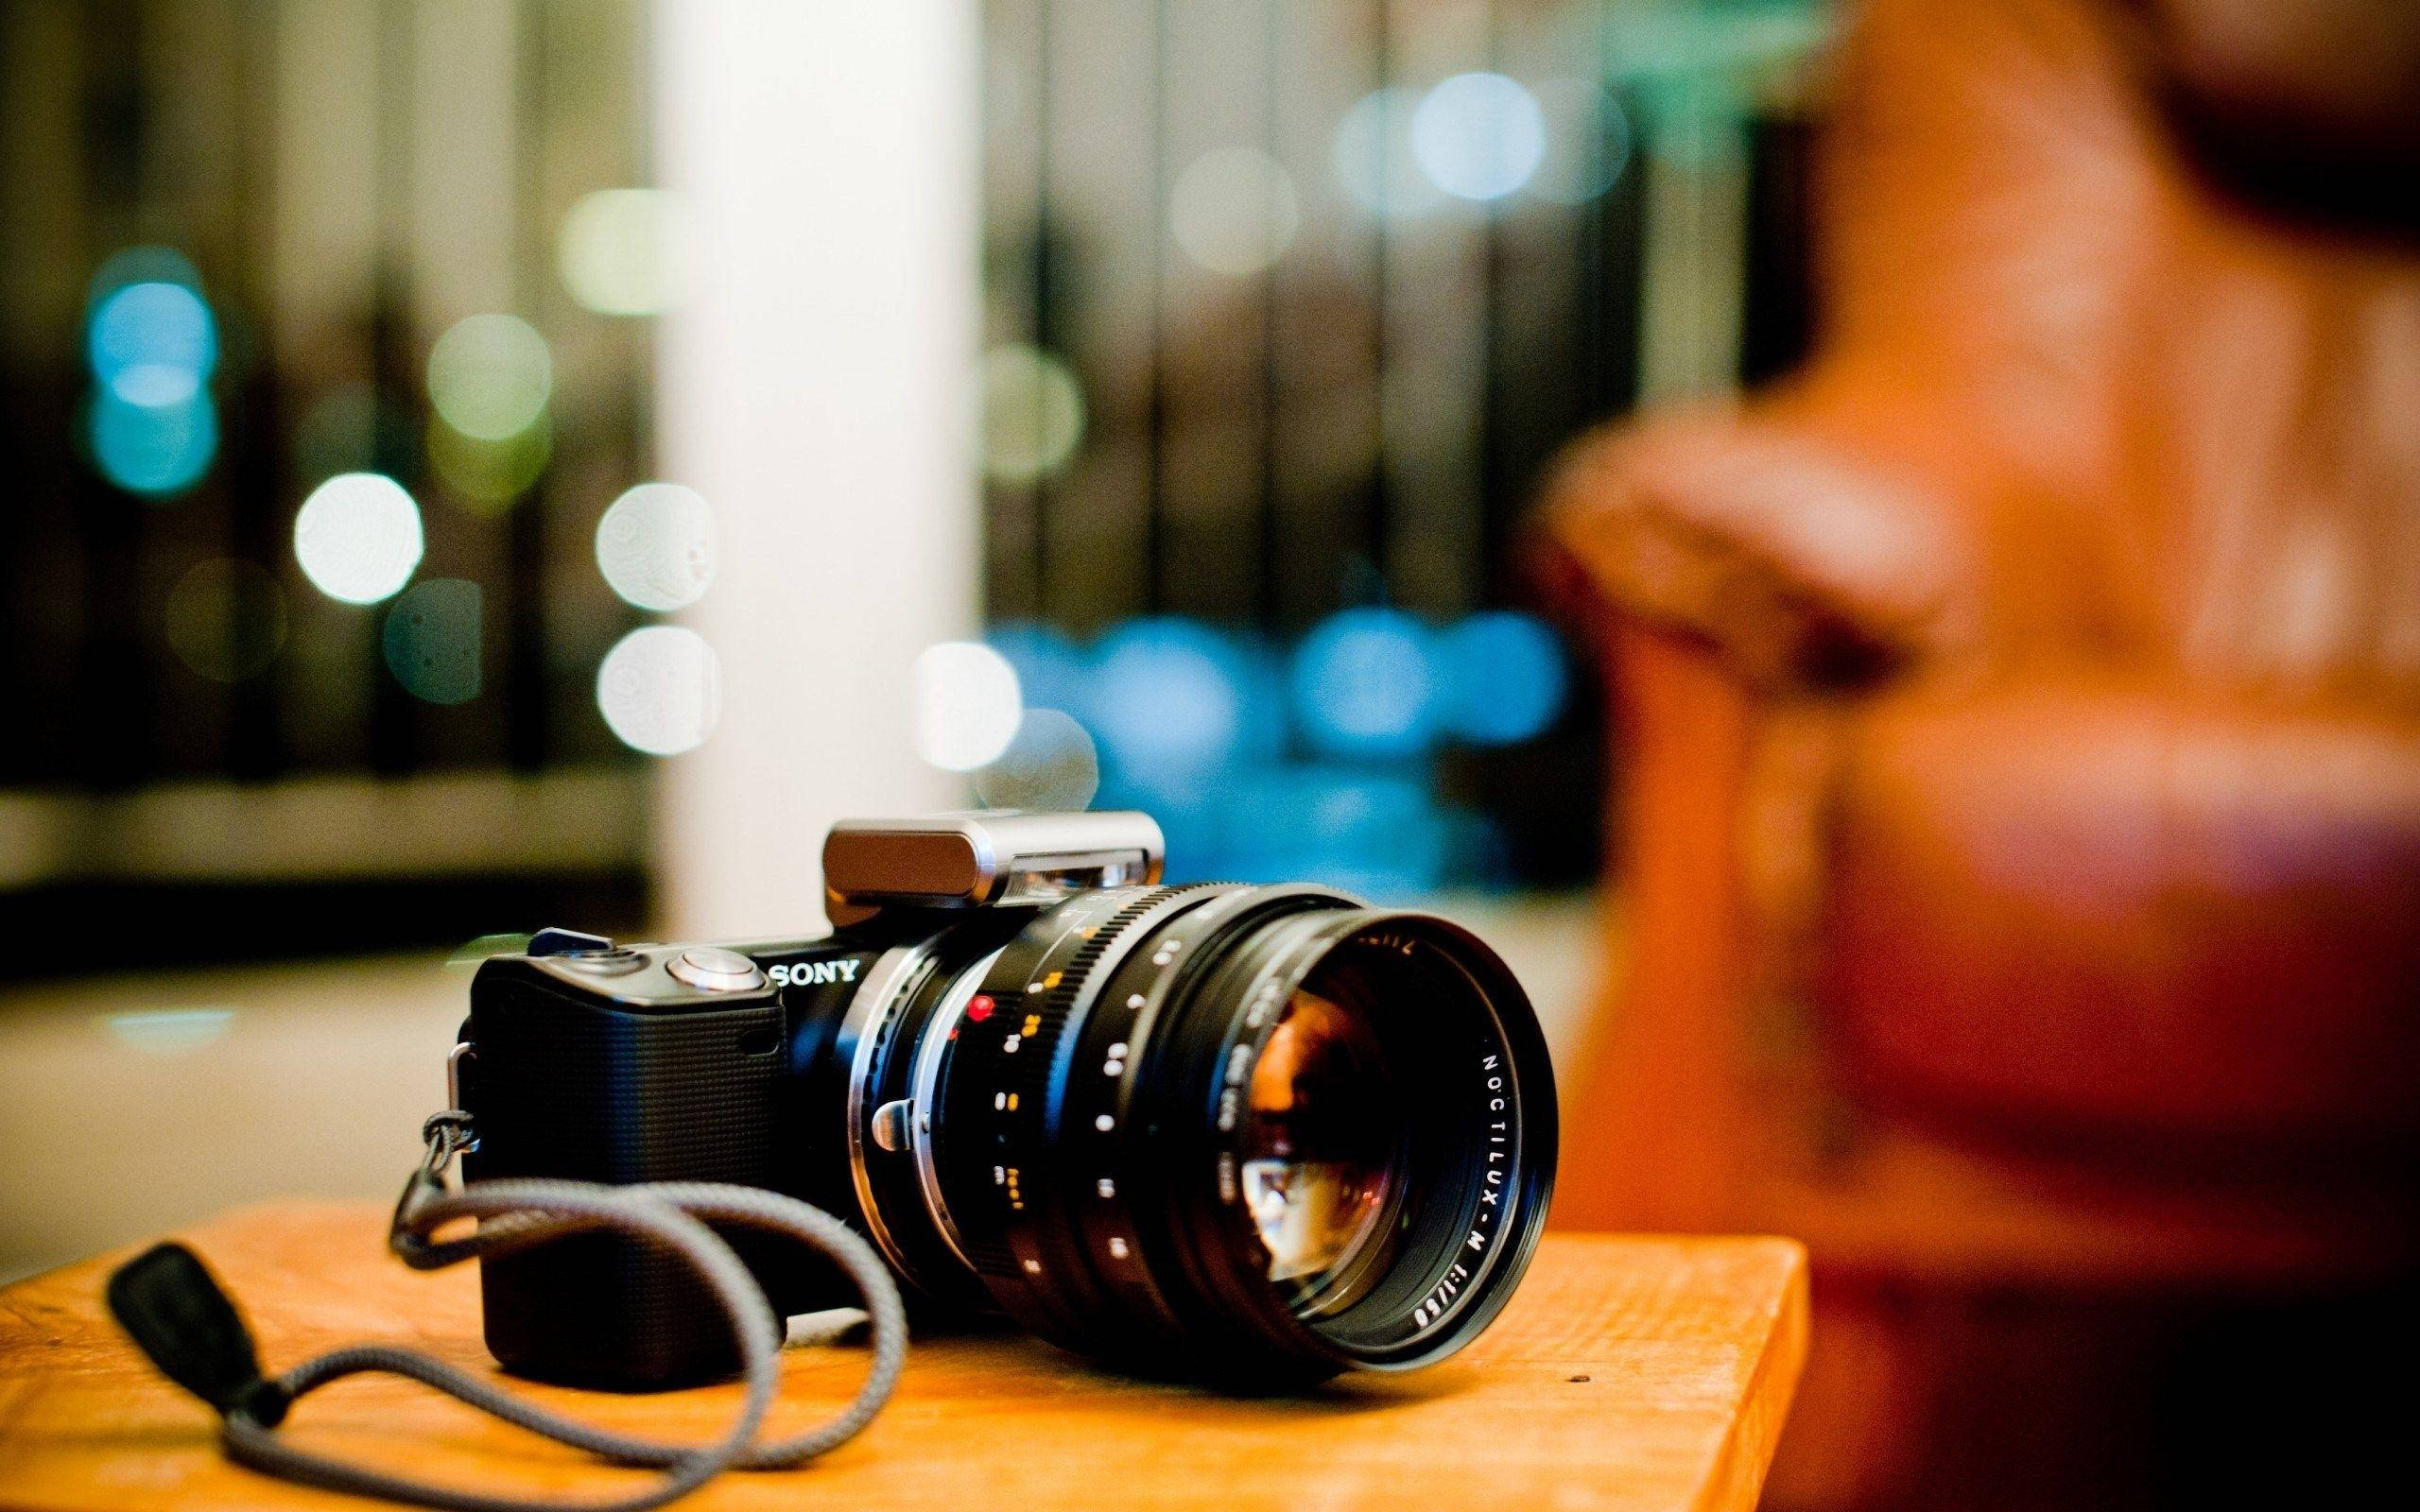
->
[{"left": 466, "top": 971, "right": 785, "bottom": 1387}]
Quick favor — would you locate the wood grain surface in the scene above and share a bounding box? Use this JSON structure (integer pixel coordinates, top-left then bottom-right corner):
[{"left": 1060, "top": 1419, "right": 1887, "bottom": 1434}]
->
[{"left": 0, "top": 1203, "right": 1806, "bottom": 1512}]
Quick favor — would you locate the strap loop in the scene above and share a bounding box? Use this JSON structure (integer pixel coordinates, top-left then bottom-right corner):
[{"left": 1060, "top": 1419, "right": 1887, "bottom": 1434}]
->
[{"left": 112, "top": 1111, "right": 907, "bottom": 1512}]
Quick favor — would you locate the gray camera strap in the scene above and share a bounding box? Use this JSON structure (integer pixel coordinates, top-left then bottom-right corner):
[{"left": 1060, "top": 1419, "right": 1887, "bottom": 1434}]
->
[{"left": 106, "top": 1111, "right": 908, "bottom": 1512}]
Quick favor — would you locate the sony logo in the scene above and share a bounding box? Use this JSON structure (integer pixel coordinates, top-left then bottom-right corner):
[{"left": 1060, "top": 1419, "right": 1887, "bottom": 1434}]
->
[{"left": 767, "top": 959, "right": 861, "bottom": 988}]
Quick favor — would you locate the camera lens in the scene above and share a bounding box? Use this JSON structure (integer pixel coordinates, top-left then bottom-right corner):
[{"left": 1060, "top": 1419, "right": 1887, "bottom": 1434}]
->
[{"left": 851, "top": 883, "right": 1556, "bottom": 1382}]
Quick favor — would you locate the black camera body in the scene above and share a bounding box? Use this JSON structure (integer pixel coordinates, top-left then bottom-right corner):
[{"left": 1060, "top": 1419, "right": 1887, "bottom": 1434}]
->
[
  {"left": 459, "top": 811, "right": 1557, "bottom": 1390},
  {"left": 460, "top": 933, "right": 874, "bottom": 1386}
]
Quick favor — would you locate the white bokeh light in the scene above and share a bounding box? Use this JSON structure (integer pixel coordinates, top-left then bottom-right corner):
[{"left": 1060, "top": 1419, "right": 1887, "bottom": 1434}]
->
[
  {"left": 1170, "top": 146, "right": 1300, "bottom": 277},
  {"left": 1332, "top": 87, "right": 1445, "bottom": 221},
  {"left": 1530, "top": 77, "right": 1633, "bottom": 205},
  {"left": 976, "top": 708, "right": 1099, "bottom": 812},
  {"left": 596, "top": 625, "right": 721, "bottom": 756},
  {"left": 978, "top": 344, "right": 1085, "bottom": 483},
  {"left": 293, "top": 472, "right": 424, "bottom": 605},
  {"left": 426, "top": 313, "right": 553, "bottom": 441},
  {"left": 1410, "top": 73, "right": 1547, "bottom": 202},
  {"left": 596, "top": 482, "right": 717, "bottom": 611},
  {"left": 914, "top": 641, "right": 1023, "bottom": 771},
  {"left": 557, "top": 188, "right": 697, "bottom": 317}
]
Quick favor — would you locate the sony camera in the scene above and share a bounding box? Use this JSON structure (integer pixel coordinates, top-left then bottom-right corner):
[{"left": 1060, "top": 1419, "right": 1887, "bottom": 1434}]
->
[{"left": 456, "top": 811, "right": 1557, "bottom": 1388}]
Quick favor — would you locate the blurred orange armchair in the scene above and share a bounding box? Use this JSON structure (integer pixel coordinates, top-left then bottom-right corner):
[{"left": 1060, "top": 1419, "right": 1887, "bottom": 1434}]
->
[{"left": 1547, "top": 0, "right": 2420, "bottom": 1503}]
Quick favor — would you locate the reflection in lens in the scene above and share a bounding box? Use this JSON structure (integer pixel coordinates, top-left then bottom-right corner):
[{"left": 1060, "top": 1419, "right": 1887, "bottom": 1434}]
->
[{"left": 1241, "top": 986, "right": 1401, "bottom": 1313}]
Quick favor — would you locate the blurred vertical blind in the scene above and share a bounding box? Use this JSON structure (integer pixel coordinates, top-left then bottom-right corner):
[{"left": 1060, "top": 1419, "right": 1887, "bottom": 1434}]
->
[
  {"left": 0, "top": 0, "right": 656, "bottom": 961},
  {"left": 0, "top": 0, "right": 1826, "bottom": 962},
  {"left": 974, "top": 0, "right": 1824, "bottom": 888}
]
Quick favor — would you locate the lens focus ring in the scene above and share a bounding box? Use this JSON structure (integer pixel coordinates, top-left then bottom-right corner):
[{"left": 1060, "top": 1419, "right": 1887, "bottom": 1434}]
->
[{"left": 934, "top": 885, "right": 1233, "bottom": 1350}]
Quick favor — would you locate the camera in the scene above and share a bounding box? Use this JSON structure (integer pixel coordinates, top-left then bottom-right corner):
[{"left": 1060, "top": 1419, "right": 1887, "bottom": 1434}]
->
[{"left": 456, "top": 811, "right": 1557, "bottom": 1387}]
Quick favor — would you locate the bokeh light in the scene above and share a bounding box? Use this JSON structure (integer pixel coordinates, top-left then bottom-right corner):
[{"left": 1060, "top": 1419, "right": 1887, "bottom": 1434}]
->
[
  {"left": 87, "top": 245, "right": 204, "bottom": 307},
  {"left": 977, "top": 708, "right": 1100, "bottom": 812},
  {"left": 1089, "top": 618, "right": 1245, "bottom": 778},
  {"left": 382, "top": 577, "right": 483, "bottom": 705},
  {"left": 84, "top": 261, "right": 221, "bottom": 498},
  {"left": 1215, "top": 767, "right": 1448, "bottom": 898},
  {"left": 1333, "top": 87, "right": 1445, "bottom": 221},
  {"left": 914, "top": 640, "right": 1024, "bottom": 771},
  {"left": 291, "top": 384, "right": 385, "bottom": 481},
  {"left": 1434, "top": 610, "right": 1566, "bottom": 746},
  {"left": 164, "top": 558, "right": 287, "bottom": 683},
  {"left": 293, "top": 472, "right": 424, "bottom": 605},
  {"left": 1530, "top": 78, "right": 1633, "bottom": 205},
  {"left": 1292, "top": 607, "right": 1436, "bottom": 761},
  {"left": 426, "top": 411, "right": 551, "bottom": 510},
  {"left": 103, "top": 1007, "right": 233, "bottom": 1057},
  {"left": 597, "top": 625, "right": 721, "bottom": 756},
  {"left": 1170, "top": 146, "right": 1300, "bottom": 277},
  {"left": 979, "top": 343, "right": 1085, "bottom": 483},
  {"left": 90, "top": 381, "right": 217, "bottom": 497},
  {"left": 87, "top": 281, "right": 217, "bottom": 390},
  {"left": 985, "top": 620, "right": 1088, "bottom": 716},
  {"left": 1410, "top": 73, "right": 1547, "bottom": 202},
  {"left": 596, "top": 482, "right": 716, "bottom": 611},
  {"left": 557, "top": 188, "right": 695, "bottom": 317},
  {"left": 425, "top": 313, "right": 552, "bottom": 441}
]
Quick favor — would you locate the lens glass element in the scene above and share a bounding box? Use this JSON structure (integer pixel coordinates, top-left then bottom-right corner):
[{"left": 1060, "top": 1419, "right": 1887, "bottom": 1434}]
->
[{"left": 1240, "top": 984, "right": 1406, "bottom": 1315}]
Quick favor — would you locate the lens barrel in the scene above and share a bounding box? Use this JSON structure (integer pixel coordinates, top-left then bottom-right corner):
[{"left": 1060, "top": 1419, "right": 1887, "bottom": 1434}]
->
[{"left": 856, "top": 883, "right": 1556, "bottom": 1382}]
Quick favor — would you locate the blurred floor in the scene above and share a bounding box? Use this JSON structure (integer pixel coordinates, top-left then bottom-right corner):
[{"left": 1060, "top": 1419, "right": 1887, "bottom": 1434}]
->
[{"left": 0, "top": 891, "right": 1608, "bottom": 1283}]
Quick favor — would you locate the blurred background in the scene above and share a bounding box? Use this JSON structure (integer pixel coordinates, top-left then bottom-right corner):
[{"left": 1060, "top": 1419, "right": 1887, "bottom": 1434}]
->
[{"left": 4, "top": 0, "right": 2416, "bottom": 1507}]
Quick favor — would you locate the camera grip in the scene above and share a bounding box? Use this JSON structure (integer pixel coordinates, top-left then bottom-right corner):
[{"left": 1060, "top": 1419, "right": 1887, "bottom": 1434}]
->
[{"left": 463, "top": 971, "right": 788, "bottom": 1387}]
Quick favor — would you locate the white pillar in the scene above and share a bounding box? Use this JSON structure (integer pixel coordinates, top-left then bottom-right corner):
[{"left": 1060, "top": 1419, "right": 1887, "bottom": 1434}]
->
[{"left": 653, "top": 0, "right": 980, "bottom": 939}]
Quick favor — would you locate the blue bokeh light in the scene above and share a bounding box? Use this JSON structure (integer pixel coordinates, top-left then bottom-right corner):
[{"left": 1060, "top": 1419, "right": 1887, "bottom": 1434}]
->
[
  {"left": 1088, "top": 617, "right": 1250, "bottom": 779},
  {"left": 985, "top": 619, "right": 1090, "bottom": 719},
  {"left": 88, "top": 281, "right": 217, "bottom": 389},
  {"left": 1213, "top": 766, "right": 1450, "bottom": 900},
  {"left": 983, "top": 608, "right": 1563, "bottom": 891},
  {"left": 1434, "top": 610, "right": 1567, "bottom": 746},
  {"left": 88, "top": 245, "right": 204, "bottom": 305},
  {"left": 1291, "top": 607, "right": 1437, "bottom": 762},
  {"left": 90, "top": 383, "right": 218, "bottom": 497},
  {"left": 1409, "top": 72, "right": 1547, "bottom": 202}
]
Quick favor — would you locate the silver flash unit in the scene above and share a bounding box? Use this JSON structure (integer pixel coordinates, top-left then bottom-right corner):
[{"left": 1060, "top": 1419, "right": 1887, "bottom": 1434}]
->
[{"left": 821, "top": 810, "right": 1166, "bottom": 926}]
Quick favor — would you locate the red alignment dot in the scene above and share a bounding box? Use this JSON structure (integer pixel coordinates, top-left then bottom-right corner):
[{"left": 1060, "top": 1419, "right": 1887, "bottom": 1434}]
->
[{"left": 965, "top": 995, "right": 994, "bottom": 1023}]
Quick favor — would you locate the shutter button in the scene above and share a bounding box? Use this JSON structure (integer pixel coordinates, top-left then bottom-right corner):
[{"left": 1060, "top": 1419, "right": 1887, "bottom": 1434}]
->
[{"left": 667, "top": 947, "right": 765, "bottom": 992}]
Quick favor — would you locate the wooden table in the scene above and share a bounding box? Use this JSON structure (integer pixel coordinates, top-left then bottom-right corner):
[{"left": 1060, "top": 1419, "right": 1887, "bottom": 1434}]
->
[{"left": 0, "top": 1203, "right": 1806, "bottom": 1512}]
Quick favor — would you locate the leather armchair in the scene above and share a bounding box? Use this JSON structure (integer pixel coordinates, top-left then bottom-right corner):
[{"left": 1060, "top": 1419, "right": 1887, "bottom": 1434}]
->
[{"left": 1547, "top": 0, "right": 2420, "bottom": 1503}]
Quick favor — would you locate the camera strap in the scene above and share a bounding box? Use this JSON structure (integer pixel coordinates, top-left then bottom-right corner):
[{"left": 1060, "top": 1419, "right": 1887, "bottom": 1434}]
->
[{"left": 106, "top": 1110, "right": 908, "bottom": 1512}]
